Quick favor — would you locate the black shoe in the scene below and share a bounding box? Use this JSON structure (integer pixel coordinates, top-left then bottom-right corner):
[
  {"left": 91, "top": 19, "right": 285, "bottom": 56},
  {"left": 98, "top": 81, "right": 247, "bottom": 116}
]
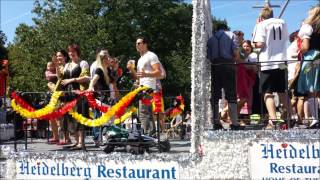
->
[
  {"left": 230, "top": 124, "right": 245, "bottom": 130},
  {"left": 307, "top": 122, "right": 319, "bottom": 129},
  {"left": 213, "top": 124, "right": 224, "bottom": 130}
]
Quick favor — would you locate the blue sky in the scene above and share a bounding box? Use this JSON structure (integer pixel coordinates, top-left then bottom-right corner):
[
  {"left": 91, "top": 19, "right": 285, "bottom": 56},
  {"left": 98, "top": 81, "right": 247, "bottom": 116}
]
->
[
  {"left": 0, "top": 0, "right": 319, "bottom": 45},
  {"left": 1, "top": 0, "right": 35, "bottom": 45}
]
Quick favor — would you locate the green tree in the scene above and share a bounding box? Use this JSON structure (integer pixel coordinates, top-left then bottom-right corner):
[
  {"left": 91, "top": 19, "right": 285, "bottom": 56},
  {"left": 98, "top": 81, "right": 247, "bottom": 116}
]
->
[
  {"left": 212, "top": 17, "right": 230, "bottom": 32},
  {"left": 0, "top": 31, "right": 8, "bottom": 60},
  {"left": 8, "top": 0, "right": 194, "bottom": 109}
]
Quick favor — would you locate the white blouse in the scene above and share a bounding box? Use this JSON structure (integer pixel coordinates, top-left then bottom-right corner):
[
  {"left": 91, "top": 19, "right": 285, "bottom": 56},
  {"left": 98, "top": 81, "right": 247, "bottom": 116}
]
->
[{"left": 298, "top": 24, "right": 313, "bottom": 39}]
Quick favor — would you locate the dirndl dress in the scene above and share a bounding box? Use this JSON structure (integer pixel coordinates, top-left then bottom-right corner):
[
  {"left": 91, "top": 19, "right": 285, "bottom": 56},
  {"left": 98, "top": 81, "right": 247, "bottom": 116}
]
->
[{"left": 297, "top": 50, "right": 320, "bottom": 94}]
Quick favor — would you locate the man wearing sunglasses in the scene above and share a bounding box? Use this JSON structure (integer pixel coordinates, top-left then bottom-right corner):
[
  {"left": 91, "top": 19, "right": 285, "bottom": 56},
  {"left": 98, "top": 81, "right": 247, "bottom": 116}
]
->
[{"left": 127, "top": 36, "right": 162, "bottom": 136}]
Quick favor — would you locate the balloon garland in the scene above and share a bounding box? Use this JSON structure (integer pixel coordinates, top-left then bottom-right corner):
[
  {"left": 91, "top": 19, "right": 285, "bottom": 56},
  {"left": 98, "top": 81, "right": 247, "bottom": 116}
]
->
[
  {"left": 113, "top": 107, "right": 137, "bottom": 125},
  {"left": 69, "top": 86, "right": 148, "bottom": 127},
  {"left": 83, "top": 91, "right": 109, "bottom": 113},
  {"left": 38, "top": 98, "right": 78, "bottom": 120},
  {"left": 11, "top": 91, "right": 62, "bottom": 119},
  {"left": 11, "top": 92, "right": 35, "bottom": 112},
  {"left": 10, "top": 86, "right": 149, "bottom": 126}
]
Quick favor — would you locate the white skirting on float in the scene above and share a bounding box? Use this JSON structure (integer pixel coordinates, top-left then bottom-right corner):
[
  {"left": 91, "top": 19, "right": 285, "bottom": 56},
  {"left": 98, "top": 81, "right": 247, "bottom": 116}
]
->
[{"left": 1, "top": 129, "right": 319, "bottom": 179}]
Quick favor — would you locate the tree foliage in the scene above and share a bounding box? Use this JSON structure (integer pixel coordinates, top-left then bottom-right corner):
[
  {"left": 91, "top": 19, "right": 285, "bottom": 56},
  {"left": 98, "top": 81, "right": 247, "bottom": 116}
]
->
[
  {"left": 212, "top": 17, "right": 230, "bottom": 32},
  {"left": 8, "top": 0, "right": 228, "bottom": 110},
  {"left": 0, "top": 31, "right": 8, "bottom": 60},
  {"left": 9, "top": 0, "right": 192, "bottom": 104}
]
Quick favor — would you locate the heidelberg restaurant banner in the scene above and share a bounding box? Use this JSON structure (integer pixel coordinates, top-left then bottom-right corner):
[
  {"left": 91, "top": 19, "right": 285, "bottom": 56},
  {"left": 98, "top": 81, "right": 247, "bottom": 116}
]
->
[{"left": 249, "top": 141, "right": 320, "bottom": 179}]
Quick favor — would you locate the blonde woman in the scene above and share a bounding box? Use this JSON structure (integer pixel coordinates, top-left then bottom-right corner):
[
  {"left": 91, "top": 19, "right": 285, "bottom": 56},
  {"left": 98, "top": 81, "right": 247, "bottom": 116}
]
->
[
  {"left": 88, "top": 50, "right": 110, "bottom": 93},
  {"left": 88, "top": 50, "right": 110, "bottom": 146},
  {"left": 296, "top": 6, "right": 320, "bottom": 128}
]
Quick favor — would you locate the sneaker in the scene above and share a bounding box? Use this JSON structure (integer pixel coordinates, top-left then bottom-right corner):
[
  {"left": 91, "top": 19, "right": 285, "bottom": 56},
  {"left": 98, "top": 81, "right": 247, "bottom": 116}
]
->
[
  {"left": 308, "top": 120, "right": 319, "bottom": 129},
  {"left": 309, "top": 119, "right": 319, "bottom": 127}
]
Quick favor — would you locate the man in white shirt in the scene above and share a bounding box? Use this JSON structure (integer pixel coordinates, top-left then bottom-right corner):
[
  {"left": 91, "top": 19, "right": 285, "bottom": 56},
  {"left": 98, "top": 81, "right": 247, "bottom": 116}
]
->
[
  {"left": 127, "top": 37, "right": 162, "bottom": 135},
  {"left": 252, "top": 6, "right": 289, "bottom": 129}
]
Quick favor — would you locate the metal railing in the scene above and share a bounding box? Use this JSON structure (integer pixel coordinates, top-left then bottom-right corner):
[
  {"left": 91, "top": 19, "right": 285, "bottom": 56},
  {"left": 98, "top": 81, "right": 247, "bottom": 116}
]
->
[{"left": 211, "top": 58, "right": 320, "bottom": 130}]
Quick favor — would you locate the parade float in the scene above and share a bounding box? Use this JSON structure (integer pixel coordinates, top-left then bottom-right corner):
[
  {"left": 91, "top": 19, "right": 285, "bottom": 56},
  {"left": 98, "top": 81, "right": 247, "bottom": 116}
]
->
[{"left": 1, "top": 0, "right": 319, "bottom": 179}]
